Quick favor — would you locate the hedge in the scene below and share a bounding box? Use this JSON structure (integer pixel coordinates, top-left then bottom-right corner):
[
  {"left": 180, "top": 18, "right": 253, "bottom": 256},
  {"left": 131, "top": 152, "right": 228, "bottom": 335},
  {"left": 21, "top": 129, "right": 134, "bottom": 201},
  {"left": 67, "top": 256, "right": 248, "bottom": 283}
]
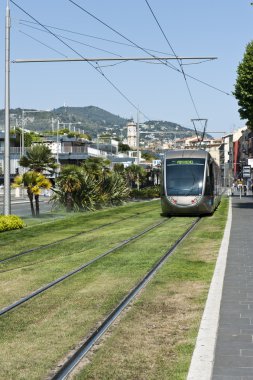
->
[
  {"left": 130, "top": 185, "right": 160, "bottom": 199},
  {"left": 0, "top": 215, "right": 25, "bottom": 232}
]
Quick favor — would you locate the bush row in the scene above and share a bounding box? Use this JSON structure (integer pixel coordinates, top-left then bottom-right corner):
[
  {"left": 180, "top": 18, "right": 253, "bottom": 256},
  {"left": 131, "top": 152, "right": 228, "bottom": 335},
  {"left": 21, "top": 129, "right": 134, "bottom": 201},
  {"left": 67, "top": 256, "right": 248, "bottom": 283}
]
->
[
  {"left": 130, "top": 185, "right": 160, "bottom": 199},
  {"left": 0, "top": 215, "right": 25, "bottom": 232}
]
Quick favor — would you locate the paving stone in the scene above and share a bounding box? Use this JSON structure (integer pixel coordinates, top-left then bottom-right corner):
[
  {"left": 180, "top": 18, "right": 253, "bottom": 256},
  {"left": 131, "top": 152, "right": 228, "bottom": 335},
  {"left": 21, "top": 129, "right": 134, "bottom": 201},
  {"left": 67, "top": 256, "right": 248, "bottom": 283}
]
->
[
  {"left": 212, "top": 197, "right": 253, "bottom": 379},
  {"left": 213, "top": 376, "right": 243, "bottom": 380}
]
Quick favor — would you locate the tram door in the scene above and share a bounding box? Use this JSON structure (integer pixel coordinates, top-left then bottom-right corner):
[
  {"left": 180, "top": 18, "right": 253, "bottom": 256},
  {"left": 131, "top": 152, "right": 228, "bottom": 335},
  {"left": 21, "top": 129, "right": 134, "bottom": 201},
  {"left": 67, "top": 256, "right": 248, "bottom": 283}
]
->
[{"left": 205, "top": 162, "right": 214, "bottom": 197}]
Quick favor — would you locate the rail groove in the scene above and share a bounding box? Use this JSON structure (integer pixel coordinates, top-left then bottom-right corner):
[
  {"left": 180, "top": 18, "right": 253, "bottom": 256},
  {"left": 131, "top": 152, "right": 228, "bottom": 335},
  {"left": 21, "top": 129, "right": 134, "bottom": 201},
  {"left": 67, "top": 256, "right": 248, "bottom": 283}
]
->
[
  {"left": 50, "top": 217, "right": 201, "bottom": 380},
  {"left": 0, "top": 218, "right": 168, "bottom": 317},
  {"left": 0, "top": 208, "right": 156, "bottom": 264}
]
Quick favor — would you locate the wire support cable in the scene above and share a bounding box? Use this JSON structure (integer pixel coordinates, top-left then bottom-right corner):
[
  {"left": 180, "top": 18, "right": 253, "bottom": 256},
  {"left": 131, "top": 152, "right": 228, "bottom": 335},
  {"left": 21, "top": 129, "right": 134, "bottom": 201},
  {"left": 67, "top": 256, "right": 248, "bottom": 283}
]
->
[
  {"left": 144, "top": 0, "right": 204, "bottom": 138},
  {"left": 19, "top": 19, "right": 177, "bottom": 57},
  {"left": 67, "top": 0, "right": 230, "bottom": 96},
  {"left": 10, "top": 0, "right": 150, "bottom": 120},
  {"left": 19, "top": 23, "right": 124, "bottom": 58}
]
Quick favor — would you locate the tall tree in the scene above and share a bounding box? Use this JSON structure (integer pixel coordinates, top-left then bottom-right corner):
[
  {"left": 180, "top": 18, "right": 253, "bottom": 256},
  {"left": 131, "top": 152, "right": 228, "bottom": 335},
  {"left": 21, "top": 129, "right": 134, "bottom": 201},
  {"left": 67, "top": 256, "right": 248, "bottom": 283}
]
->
[
  {"left": 125, "top": 164, "right": 147, "bottom": 189},
  {"left": 82, "top": 157, "right": 111, "bottom": 180},
  {"left": 234, "top": 41, "right": 253, "bottom": 129},
  {"left": 18, "top": 144, "right": 56, "bottom": 216},
  {"left": 13, "top": 171, "right": 52, "bottom": 217},
  {"left": 54, "top": 165, "right": 83, "bottom": 212},
  {"left": 52, "top": 163, "right": 129, "bottom": 212},
  {"left": 19, "top": 144, "right": 57, "bottom": 174}
]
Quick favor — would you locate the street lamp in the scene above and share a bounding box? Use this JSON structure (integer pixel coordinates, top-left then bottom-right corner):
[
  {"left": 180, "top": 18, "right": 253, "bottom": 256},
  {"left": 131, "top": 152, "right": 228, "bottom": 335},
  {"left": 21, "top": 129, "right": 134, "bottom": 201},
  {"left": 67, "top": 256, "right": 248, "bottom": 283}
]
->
[
  {"left": 4, "top": 0, "right": 11, "bottom": 215},
  {"left": 57, "top": 119, "right": 60, "bottom": 166}
]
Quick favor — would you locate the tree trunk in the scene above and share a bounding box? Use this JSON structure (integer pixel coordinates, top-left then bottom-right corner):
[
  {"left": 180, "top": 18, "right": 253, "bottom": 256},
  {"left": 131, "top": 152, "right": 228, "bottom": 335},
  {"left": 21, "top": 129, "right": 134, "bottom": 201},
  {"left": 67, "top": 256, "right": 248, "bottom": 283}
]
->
[
  {"left": 66, "top": 192, "right": 73, "bottom": 212},
  {"left": 27, "top": 189, "right": 35, "bottom": 217},
  {"left": 35, "top": 194, "right": 40, "bottom": 217}
]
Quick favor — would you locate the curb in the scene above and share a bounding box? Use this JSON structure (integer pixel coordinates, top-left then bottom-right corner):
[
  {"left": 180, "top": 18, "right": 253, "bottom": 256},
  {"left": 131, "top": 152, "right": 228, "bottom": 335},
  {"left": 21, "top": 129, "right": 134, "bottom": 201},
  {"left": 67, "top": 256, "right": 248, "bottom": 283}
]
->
[{"left": 186, "top": 197, "right": 232, "bottom": 380}]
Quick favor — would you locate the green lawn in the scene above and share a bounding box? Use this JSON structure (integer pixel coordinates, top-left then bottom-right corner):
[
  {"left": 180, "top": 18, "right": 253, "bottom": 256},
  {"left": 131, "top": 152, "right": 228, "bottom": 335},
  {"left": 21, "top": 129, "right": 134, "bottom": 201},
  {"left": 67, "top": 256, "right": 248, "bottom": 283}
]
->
[{"left": 0, "top": 198, "right": 229, "bottom": 380}]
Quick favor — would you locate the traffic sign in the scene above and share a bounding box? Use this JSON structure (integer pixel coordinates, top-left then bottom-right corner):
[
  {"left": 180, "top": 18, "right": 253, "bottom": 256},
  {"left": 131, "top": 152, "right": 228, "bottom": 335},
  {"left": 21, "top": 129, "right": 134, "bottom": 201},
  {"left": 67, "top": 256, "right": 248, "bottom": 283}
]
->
[{"left": 243, "top": 165, "right": 251, "bottom": 178}]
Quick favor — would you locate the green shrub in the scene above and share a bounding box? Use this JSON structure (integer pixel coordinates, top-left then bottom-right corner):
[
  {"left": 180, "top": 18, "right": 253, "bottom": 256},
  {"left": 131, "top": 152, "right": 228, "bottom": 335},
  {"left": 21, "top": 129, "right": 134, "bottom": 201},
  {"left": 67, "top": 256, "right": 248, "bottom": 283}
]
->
[
  {"left": 130, "top": 185, "right": 160, "bottom": 199},
  {"left": 0, "top": 215, "right": 25, "bottom": 232}
]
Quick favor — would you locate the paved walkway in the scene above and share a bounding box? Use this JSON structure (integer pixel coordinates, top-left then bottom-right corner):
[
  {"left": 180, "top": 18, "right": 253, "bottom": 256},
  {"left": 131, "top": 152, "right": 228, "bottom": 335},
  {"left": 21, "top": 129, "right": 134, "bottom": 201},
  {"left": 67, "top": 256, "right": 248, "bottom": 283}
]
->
[
  {"left": 187, "top": 194, "right": 253, "bottom": 380},
  {"left": 212, "top": 195, "right": 253, "bottom": 379}
]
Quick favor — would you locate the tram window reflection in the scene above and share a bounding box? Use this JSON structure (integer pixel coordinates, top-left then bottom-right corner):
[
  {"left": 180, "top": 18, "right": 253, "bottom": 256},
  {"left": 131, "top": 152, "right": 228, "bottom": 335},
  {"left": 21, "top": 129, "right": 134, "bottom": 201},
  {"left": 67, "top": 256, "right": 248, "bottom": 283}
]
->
[{"left": 166, "top": 158, "right": 205, "bottom": 196}]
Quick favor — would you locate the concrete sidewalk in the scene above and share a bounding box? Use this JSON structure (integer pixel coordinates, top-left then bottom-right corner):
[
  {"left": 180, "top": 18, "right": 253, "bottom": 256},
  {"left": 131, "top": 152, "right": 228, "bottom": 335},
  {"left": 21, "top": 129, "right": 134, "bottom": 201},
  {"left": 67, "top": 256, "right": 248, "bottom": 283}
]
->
[
  {"left": 187, "top": 195, "right": 253, "bottom": 380},
  {"left": 212, "top": 195, "right": 253, "bottom": 379}
]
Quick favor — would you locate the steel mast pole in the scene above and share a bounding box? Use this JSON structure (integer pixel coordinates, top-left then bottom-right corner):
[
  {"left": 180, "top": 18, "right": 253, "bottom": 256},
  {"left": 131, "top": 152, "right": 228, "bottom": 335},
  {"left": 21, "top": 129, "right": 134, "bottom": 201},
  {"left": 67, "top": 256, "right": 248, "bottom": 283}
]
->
[
  {"left": 136, "top": 109, "right": 140, "bottom": 191},
  {"left": 4, "top": 0, "right": 11, "bottom": 215},
  {"left": 136, "top": 109, "right": 140, "bottom": 166}
]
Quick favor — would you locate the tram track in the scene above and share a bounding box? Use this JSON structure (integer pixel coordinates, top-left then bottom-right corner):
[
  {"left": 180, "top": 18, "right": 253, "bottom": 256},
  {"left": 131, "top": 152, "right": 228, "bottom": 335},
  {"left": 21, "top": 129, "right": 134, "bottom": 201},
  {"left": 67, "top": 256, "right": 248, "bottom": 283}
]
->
[
  {"left": 0, "top": 218, "right": 169, "bottom": 317},
  {"left": 49, "top": 216, "right": 201, "bottom": 380},
  {"left": 0, "top": 207, "right": 157, "bottom": 264}
]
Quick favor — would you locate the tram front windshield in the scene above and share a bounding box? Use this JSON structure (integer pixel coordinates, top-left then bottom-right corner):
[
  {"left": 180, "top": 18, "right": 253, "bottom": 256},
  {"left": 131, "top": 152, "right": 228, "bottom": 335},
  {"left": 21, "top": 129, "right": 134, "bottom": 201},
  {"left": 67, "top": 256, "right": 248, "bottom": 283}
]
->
[{"left": 166, "top": 158, "right": 205, "bottom": 196}]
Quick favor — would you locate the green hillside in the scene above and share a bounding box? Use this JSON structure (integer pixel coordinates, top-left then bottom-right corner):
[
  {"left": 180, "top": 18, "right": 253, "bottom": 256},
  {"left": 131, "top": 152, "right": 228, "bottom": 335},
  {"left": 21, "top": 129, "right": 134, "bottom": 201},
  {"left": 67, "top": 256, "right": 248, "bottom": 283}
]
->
[{"left": 0, "top": 106, "right": 204, "bottom": 140}]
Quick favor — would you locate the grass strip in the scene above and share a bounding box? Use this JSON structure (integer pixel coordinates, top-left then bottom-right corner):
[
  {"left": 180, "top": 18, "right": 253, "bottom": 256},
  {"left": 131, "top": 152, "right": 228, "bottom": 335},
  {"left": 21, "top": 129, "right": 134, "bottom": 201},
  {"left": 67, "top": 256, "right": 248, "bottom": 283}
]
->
[
  {"left": 0, "top": 200, "right": 159, "bottom": 261},
  {"left": 0, "top": 215, "right": 194, "bottom": 380},
  {"left": 71, "top": 197, "right": 229, "bottom": 380},
  {"left": 0, "top": 208, "right": 165, "bottom": 309}
]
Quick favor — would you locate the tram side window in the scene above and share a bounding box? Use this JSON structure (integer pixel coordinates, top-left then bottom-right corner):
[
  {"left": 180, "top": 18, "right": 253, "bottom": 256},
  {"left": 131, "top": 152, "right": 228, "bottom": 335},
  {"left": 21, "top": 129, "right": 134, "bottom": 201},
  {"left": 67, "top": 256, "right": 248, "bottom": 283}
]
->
[{"left": 205, "top": 162, "right": 214, "bottom": 196}]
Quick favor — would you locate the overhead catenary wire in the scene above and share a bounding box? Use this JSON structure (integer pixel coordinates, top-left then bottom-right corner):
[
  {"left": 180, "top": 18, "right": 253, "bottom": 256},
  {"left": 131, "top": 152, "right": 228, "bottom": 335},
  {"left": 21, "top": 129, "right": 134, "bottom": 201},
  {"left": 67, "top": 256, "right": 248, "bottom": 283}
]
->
[
  {"left": 10, "top": 0, "right": 150, "bottom": 121},
  {"left": 19, "top": 22, "right": 216, "bottom": 67},
  {"left": 20, "top": 24, "right": 229, "bottom": 95},
  {"left": 19, "top": 20, "right": 221, "bottom": 70},
  {"left": 66, "top": 0, "right": 200, "bottom": 76},
  {"left": 144, "top": 0, "right": 203, "bottom": 141},
  {"left": 67, "top": 0, "right": 230, "bottom": 97},
  {"left": 18, "top": 27, "right": 216, "bottom": 67},
  {"left": 18, "top": 16, "right": 230, "bottom": 95},
  {"left": 19, "top": 23, "right": 124, "bottom": 58},
  {"left": 19, "top": 30, "right": 69, "bottom": 58},
  {"left": 19, "top": 19, "right": 176, "bottom": 58}
]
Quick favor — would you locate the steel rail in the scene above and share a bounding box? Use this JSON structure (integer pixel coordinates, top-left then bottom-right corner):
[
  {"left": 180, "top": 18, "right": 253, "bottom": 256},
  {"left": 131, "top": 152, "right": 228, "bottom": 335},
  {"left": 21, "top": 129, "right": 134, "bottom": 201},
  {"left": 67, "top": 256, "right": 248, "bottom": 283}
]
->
[
  {"left": 0, "top": 219, "right": 168, "bottom": 317},
  {"left": 50, "top": 217, "right": 201, "bottom": 380},
  {"left": 0, "top": 208, "right": 156, "bottom": 264}
]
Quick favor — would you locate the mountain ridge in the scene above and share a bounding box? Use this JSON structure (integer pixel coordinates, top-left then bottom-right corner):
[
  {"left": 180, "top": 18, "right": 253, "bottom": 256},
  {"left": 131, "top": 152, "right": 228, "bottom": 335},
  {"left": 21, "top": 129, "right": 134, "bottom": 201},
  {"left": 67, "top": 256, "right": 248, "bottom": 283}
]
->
[{"left": 0, "top": 105, "right": 207, "bottom": 140}]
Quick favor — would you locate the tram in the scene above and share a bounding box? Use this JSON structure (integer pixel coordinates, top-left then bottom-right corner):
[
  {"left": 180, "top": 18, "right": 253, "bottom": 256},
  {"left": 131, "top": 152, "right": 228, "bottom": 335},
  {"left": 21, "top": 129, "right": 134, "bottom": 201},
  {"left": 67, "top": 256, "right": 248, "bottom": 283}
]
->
[{"left": 161, "top": 150, "right": 221, "bottom": 216}]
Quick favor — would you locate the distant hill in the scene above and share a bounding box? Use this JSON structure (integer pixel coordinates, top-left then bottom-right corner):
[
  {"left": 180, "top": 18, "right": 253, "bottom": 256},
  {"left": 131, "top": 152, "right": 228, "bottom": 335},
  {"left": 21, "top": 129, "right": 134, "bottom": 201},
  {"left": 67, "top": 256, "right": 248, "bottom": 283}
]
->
[{"left": 0, "top": 106, "right": 207, "bottom": 140}]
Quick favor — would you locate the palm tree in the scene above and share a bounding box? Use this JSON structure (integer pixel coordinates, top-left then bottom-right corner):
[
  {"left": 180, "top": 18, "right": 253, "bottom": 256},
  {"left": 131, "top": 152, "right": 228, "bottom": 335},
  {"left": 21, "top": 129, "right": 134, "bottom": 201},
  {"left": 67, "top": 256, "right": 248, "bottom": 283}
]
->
[
  {"left": 19, "top": 144, "right": 57, "bottom": 174},
  {"left": 82, "top": 157, "right": 111, "bottom": 180},
  {"left": 53, "top": 165, "right": 83, "bottom": 212},
  {"left": 101, "top": 172, "right": 130, "bottom": 205},
  {"left": 113, "top": 163, "right": 125, "bottom": 174},
  {"left": 125, "top": 164, "right": 146, "bottom": 189},
  {"left": 53, "top": 165, "right": 101, "bottom": 212},
  {"left": 13, "top": 171, "right": 52, "bottom": 217},
  {"left": 52, "top": 163, "right": 130, "bottom": 212},
  {"left": 18, "top": 144, "right": 57, "bottom": 216}
]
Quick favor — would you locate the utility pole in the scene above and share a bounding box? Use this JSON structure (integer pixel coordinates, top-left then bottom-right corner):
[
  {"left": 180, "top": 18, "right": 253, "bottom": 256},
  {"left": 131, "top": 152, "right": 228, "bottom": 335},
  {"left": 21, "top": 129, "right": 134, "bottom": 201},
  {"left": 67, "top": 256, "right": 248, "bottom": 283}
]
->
[
  {"left": 51, "top": 117, "right": 55, "bottom": 134},
  {"left": 136, "top": 109, "right": 140, "bottom": 191},
  {"left": 4, "top": 0, "right": 11, "bottom": 215},
  {"left": 21, "top": 109, "right": 25, "bottom": 158},
  {"left": 57, "top": 119, "right": 60, "bottom": 166},
  {"left": 97, "top": 134, "right": 99, "bottom": 151},
  {"left": 136, "top": 109, "right": 140, "bottom": 165}
]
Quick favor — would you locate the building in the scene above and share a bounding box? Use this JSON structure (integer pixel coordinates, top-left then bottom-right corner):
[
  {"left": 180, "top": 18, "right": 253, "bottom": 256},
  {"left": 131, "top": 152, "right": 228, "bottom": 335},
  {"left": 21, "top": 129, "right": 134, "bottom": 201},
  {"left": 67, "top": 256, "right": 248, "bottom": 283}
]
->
[{"left": 127, "top": 121, "right": 137, "bottom": 148}]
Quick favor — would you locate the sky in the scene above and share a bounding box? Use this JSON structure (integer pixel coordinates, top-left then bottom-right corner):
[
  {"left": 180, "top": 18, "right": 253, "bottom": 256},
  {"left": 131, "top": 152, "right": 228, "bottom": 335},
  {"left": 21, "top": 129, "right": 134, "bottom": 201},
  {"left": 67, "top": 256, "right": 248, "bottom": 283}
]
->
[{"left": 0, "top": 0, "right": 253, "bottom": 136}]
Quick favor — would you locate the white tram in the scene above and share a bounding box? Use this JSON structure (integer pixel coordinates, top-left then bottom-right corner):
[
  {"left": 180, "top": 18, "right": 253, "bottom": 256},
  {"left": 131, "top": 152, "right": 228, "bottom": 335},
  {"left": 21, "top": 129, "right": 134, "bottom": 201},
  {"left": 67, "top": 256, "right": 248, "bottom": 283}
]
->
[{"left": 161, "top": 150, "right": 221, "bottom": 216}]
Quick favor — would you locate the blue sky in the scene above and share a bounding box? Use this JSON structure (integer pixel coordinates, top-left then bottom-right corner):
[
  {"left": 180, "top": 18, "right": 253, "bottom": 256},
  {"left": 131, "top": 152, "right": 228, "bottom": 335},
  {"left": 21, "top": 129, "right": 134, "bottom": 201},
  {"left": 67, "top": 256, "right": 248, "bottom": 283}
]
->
[{"left": 1, "top": 0, "right": 253, "bottom": 136}]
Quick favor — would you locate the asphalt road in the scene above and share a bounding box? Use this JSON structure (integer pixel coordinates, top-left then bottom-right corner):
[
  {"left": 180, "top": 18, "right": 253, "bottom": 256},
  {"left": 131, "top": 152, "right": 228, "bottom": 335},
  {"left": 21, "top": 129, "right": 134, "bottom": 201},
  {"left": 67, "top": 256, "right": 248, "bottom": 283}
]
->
[{"left": 0, "top": 199, "right": 53, "bottom": 217}]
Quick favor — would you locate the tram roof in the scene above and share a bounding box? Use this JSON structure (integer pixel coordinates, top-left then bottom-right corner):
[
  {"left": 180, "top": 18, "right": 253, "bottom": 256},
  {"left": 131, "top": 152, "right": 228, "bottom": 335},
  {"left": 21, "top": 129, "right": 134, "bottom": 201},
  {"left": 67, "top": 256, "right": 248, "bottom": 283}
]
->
[{"left": 164, "top": 149, "right": 209, "bottom": 160}]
